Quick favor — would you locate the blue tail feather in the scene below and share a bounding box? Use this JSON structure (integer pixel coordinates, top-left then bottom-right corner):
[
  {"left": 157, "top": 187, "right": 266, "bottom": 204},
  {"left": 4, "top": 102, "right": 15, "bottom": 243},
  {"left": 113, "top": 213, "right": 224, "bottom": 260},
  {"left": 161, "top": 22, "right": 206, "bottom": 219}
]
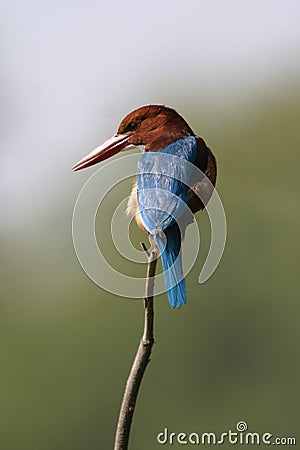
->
[{"left": 155, "top": 224, "right": 186, "bottom": 308}]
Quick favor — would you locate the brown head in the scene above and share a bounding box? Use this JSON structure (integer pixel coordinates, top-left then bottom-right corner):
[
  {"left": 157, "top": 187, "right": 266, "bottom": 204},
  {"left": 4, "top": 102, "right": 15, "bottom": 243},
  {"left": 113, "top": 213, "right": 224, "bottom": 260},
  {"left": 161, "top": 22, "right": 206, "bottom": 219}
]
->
[{"left": 72, "top": 105, "right": 194, "bottom": 171}]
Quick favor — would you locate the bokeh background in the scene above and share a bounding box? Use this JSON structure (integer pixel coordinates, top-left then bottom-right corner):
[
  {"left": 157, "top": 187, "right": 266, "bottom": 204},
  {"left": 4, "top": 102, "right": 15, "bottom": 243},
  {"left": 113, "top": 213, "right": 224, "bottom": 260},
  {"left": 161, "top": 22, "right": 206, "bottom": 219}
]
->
[{"left": 1, "top": 1, "right": 299, "bottom": 449}]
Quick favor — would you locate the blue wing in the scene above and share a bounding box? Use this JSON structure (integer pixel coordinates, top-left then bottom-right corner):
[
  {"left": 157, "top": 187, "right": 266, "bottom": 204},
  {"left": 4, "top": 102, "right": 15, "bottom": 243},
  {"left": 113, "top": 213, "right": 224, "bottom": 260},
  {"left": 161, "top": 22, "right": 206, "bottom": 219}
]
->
[{"left": 136, "top": 136, "right": 197, "bottom": 233}]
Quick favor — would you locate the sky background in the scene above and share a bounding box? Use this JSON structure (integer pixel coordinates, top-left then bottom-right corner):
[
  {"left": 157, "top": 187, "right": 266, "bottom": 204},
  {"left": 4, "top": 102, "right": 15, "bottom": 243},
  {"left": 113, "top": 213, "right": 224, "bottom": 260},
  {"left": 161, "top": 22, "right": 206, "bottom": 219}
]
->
[
  {"left": 1, "top": 1, "right": 300, "bottom": 449},
  {"left": 1, "top": 0, "right": 299, "bottom": 229}
]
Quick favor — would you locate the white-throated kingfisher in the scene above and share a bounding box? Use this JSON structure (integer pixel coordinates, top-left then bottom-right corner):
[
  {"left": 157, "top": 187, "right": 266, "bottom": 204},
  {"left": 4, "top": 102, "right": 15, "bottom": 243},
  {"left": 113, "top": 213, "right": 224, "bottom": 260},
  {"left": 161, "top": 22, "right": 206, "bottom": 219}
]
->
[{"left": 73, "top": 105, "right": 217, "bottom": 308}]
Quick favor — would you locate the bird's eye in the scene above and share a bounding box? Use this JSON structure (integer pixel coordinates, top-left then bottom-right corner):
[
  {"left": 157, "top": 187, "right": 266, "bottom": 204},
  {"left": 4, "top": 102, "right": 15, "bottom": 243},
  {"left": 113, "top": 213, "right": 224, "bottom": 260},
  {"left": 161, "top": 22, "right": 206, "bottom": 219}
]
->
[{"left": 126, "top": 121, "right": 138, "bottom": 132}]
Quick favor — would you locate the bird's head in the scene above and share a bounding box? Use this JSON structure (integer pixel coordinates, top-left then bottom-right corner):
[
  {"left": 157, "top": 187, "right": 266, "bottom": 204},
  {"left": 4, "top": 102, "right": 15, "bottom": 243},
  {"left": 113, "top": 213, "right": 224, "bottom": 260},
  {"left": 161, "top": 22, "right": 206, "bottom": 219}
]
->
[{"left": 72, "top": 105, "right": 194, "bottom": 171}]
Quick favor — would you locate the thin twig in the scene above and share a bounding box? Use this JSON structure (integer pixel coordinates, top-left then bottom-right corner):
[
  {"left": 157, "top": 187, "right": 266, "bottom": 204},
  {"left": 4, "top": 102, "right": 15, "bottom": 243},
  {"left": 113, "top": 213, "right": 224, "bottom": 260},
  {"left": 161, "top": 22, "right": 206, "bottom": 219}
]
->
[{"left": 114, "top": 244, "right": 157, "bottom": 450}]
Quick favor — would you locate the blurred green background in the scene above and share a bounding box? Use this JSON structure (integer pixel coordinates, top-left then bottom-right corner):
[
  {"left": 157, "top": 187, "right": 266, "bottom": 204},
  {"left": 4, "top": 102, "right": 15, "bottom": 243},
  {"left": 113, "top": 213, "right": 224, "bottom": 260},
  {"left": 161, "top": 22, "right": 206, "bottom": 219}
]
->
[{"left": 1, "top": 1, "right": 300, "bottom": 449}]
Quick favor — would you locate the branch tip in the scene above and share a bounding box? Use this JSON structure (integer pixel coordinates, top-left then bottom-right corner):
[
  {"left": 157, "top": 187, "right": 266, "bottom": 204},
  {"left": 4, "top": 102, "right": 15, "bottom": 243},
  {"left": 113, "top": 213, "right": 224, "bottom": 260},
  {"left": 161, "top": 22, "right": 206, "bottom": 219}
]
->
[{"left": 140, "top": 242, "right": 150, "bottom": 258}]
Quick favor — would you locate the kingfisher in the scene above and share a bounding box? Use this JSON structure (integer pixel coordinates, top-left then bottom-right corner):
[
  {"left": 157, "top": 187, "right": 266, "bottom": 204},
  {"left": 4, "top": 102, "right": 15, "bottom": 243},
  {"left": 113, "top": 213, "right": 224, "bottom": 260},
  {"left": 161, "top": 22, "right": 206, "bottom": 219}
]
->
[{"left": 73, "top": 105, "right": 217, "bottom": 308}]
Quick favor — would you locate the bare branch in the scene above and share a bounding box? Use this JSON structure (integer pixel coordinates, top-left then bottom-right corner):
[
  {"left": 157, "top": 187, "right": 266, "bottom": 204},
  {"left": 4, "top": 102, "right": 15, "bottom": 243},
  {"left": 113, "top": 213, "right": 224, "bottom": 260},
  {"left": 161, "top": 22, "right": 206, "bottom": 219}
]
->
[{"left": 114, "top": 244, "right": 157, "bottom": 450}]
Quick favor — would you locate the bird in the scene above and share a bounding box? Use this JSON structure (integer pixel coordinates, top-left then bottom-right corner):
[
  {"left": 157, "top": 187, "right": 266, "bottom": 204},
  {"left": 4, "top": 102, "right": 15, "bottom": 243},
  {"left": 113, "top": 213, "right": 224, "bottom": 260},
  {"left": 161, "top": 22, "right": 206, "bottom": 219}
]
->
[{"left": 73, "top": 105, "right": 217, "bottom": 308}]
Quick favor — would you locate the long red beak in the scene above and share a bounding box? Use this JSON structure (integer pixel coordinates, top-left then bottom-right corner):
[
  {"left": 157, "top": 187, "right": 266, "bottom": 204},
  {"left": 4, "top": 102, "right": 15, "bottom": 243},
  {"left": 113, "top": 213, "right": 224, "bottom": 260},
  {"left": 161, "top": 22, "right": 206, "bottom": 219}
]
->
[{"left": 72, "top": 134, "right": 130, "bottom": 171}]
